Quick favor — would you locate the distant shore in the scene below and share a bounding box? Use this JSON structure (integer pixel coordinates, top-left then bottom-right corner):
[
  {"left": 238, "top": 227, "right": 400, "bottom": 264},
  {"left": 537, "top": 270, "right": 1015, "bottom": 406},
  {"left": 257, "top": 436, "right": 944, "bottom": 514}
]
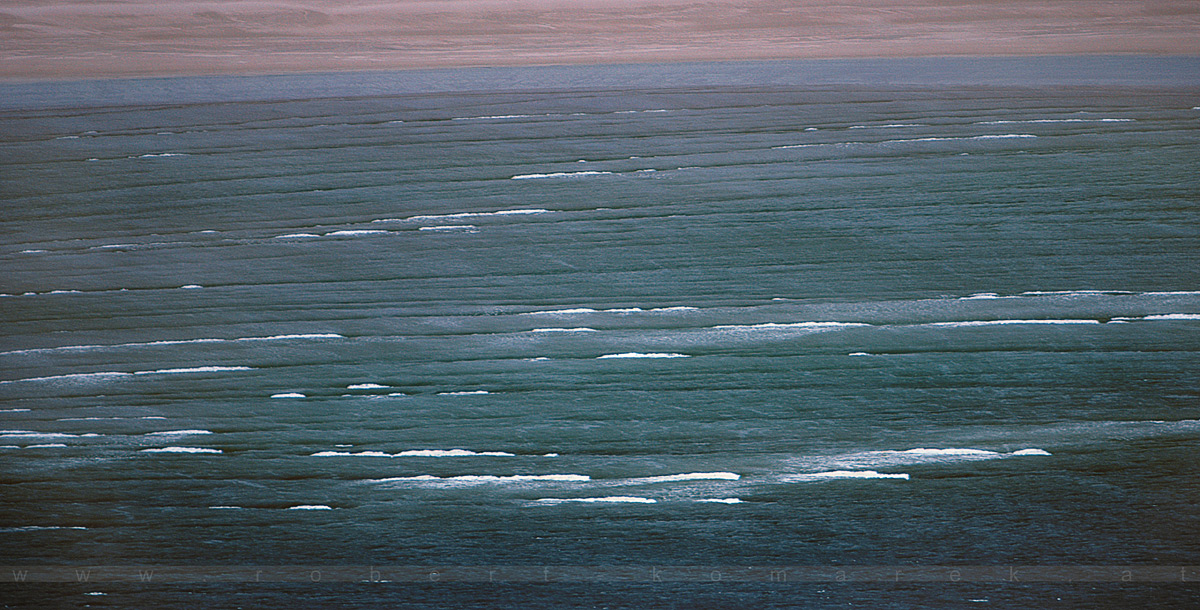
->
[{"left": 2, "top": 0, "right": 1198, "bottom": 81}]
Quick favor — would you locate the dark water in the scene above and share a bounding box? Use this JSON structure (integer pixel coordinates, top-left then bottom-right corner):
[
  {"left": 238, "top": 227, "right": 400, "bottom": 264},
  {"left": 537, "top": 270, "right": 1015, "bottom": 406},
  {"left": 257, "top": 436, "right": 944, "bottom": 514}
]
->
[{"left": 2, "top": 61, "right": 1199, "bottom": 608}]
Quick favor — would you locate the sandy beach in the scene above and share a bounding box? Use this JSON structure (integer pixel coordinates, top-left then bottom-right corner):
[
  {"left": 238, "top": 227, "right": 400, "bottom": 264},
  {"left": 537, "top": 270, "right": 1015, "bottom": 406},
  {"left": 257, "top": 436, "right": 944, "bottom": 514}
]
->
[{"left": 2, "top": 0, "right": 1198, "bottom": 81}]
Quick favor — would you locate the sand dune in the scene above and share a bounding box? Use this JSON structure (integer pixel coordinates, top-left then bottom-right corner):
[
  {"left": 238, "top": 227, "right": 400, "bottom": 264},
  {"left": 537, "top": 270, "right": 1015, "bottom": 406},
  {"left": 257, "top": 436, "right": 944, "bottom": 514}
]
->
[{"left": 2, "top": 0, "right": 1198, "bottom": 80}]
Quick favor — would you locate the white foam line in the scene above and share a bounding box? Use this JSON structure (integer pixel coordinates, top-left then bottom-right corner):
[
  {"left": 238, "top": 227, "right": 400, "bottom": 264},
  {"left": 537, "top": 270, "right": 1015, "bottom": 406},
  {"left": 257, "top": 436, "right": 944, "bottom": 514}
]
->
[
  {"left": 787, "top": 470, "right": 911, "bottom": 481},
  {"left": 438, "top": 390, "right": 490, "bottom": 395},
  {"left": 0, "top": 334, "right": 341, "bottom": 356},
  {"left": 628, "top": 472, "right": 741, "bottom": 484},
  {"left": 140, "top": 447, "right": 222, "bottom": 454},
  {"left": 713, "top": 322, "right": 870, "bottom": 331},
  {"left": 347, "top": 383, "right": 388, "bottom": 389},
  {"left": 696, "top": 498, "right": 744, "bottom": 504},
  {"left": 373, "top": 474, "right": 590, "bottom": 484},
  {"left": 597, "top": 353, "right": 689, "bottom": 359},
  {"left": 376, "top": 209, "right": 550, "bottom": 223},
  {"left": 133, "top": 366, "right": 254, "bottom": 375},
  {"left": 287, "top": 505, "right": 333, "bottom": 510},
  {"left": 848, "top": 123, "right": 927, "bottom": 129},
  {"left": 927, "top": 319, "right": 1100, "bottom": 327},
  {"left": 271, "top": 393, "right": 306, "bottom": 399},
  {"left": 1143, "top": 314, "right": 1200, "bottom": 320},
  {"left": 511, "top": 171, "right": 614, "bottom": 180},
  {"left": 531, "top": 328, "right": 598, "bottom": 333},
  {"left": 275, "top": 233, "right": 321, "bottom": 239},
  {"left": 977, "top": 118, "right": 1134, "bottom": 124},
  {"left": 418, "top": 225, "right": 476, "bottom": 231},
  {"left": 312, "top": 449, "right": 516, "bottom": 458},
  {"left": 145, "top": 430, "right": 213, "bottom": 436},
  {"left": 883, "top": 134, "right": 1037, "bottom": 143},
  {"left": 535, "top": 496, "right": 656, "bottom": 504},
  {"left": 324, "top": 230, "right": 391, "bottom": 237}
]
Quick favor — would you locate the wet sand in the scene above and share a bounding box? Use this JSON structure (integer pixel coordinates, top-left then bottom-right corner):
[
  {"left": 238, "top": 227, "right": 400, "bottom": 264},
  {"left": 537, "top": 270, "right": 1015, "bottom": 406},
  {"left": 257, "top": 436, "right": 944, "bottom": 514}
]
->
[{"left": 2, "top": 0, "right": 1198, "bottom": 80}]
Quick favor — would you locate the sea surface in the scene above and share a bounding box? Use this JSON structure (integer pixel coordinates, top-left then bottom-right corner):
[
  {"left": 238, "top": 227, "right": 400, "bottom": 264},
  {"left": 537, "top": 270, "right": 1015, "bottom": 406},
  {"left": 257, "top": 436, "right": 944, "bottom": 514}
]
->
[{"left": 2, "top": 59, "right": 1199, "bottom": 608}]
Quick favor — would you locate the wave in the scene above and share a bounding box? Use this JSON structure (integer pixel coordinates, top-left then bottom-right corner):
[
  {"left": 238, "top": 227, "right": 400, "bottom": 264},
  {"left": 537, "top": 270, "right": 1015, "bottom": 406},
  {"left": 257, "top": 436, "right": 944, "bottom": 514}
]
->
[
  {"left": 418, "top": 225, "right": 476, "bottom": 231},
  {"left": 597, "top": 353, "right": 689, "bottom": 359},
  {"left": 520, "top": 307, "right": 694, "bottom": 315},
  {"left": 976, "top": 118, "right": 1134, "bottom": 124},
  {"left": 134, "top": 366, "right": 254, "bottom": 375},
  {"left": 375, "top": 209, "right": 550, "bottom": 223},
  {"left": 848, "top": 124, "right": 927, "bottom": 129},
  {"left": 0, "top": 526, "right": 88, "bottom": 532},
  {"left": 135, "top": 153, "right": 188, "bottom": 158},
  {"left": 287, "top": 505, "right": 333, "bottom": 510},
  {"left": 837, "top": 447, "right": 1052, "bottom": 468},
  {"left": 324, "top": 230, "right": 391, "bottom": 237},
  {"left": 535, "top": 496, "right": 656, "bottom": 504},
  {"left": 531, "top": 327, "right": 597, "bottom": 333},
  {"left": 57, "top": 416, "right": 165, "bottom": 421},
  {"left": 372, "top": 474, "right": 590, "bottom": 484},
  {"left": 785, "top": 470, "right": 911, "bottom": 481},
  {"left": 927, "top": 319, "right": 1100, "bottom": 328},
  {"left": 438, "top": 390, "right": 490, "bottom": 395},
  {"left": 26, "top": 443, "right": 69, "bottom": 448},
  {"left": 140, "top": 447, "right": 222, "bottom": 454},
  {"left": 1134, "top": 314, "right": 1200, "bottom": 321},
  {"left": 208, "top": 506, "right": 243, "bottom": 510},
  {"left": 0, "top": 408, "right": 31, "bottom": 412},
  {"left": 144, "top": 430, "right": 213, "bottom": 436},
  {"left": 270, "top": 393, "right": 306, "bottom": 399},
  {"left": 238, "top": 334, "right": 343, "bottom": 341},
  {"left": 713, "top": 321, "right": 871, "bottom": 331},
  {"left": 696, "top": 498, "right": 743, "bottom": 504},
  {"left": 312, "top": 449, "right": 516, "bottom": 458},
  {"left": 0, "top": 430, "right": 99, "bottom": 438},
  {"left": 274, "top": 233, "right": 321, "bottom": 239},
  {"left": 0, "top": 334, "right": 342, "bottom": 356},
  {"left": 627, "top": 472, "right": 741, "bottom": 484},
  {"left": 511, "top": 171, "right": 613, "bottom": 180},
  {"left": 347, "top": 383, "right": 388, "bottom": 389},
  {"left": 883, "top": 134, "right": 1037, "bottom": 143}
]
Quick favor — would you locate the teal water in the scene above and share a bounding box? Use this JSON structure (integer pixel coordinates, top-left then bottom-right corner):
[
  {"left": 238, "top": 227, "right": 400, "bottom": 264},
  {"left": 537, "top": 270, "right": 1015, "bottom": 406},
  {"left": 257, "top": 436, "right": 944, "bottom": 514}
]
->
[{"left": 2, "top": 61, "right": 1199, "bottom": 608}]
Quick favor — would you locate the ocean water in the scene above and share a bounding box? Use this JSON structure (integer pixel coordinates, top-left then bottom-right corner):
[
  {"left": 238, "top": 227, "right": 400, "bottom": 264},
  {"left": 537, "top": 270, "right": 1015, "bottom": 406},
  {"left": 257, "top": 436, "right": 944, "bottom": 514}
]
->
[{"left": 2, "top": 60, "right": 1199, "bottom": 608}]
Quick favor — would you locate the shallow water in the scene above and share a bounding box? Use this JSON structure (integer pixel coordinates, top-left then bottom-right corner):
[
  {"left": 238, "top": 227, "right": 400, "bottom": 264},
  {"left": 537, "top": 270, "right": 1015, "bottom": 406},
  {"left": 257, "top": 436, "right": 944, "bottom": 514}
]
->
[{"left": 2, "top": 61, "right": 1199, "bottom": 608}]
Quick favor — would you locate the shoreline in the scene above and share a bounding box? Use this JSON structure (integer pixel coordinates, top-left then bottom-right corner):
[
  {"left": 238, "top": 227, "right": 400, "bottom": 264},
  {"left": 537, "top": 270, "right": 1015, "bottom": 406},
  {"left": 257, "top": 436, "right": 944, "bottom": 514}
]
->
[
  {"left": 3, "top": 55, "right": 1198, "bottom": 111},
  {"left": 3, "top": 0, "right": 1198, "bottom": 82}
]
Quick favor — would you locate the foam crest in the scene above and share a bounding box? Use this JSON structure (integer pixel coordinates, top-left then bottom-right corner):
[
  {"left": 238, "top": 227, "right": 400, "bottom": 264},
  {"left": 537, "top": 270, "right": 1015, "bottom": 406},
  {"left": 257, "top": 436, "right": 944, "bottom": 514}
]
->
[
  {"left": 531, "top": 328, "right": 598, "bottom": 333},
  {"left": 312, "top": 449, "right": 516, "bottom": 458},
  {"left": 713, "top": 321, "right": 870, "bottom": 331},
  {"left": 1012, "top": 448, "right": 1053, "bottom": 456},
  {"left": 0, "top": 430, "right": 94, "bottom": 438},
  {"left": 373, "top": 474, "right": 590, "bottom": 484},
  {"left": 1144, "top": 314, "right": 1200, "bottom": 320},
  {"left": 324, "top": 230, "right": 390, "bottom": 237},
  {"left": 511, "top": 171, "right": 613, "bottom": 180},
  {"left": 271, "top": 393, "right": 306, "bottom": 399},
  {"left": 438, "top": 390, "right": 490, "bottom": 395},
  {"left": 848, "top": 123, "right": 927, "bottom": 129},
  {"left": 927, "top": 319, "right": 1100, "bottom": 327},
  {"left": 629, "top": 472, "right": 741, "bottom": 483},
  {"left": 376, "top": 209, "right": 549, "bottom": 223},
  {"left": 977, "top": 118, "right": 1134, "bottom": 124},
  {"left": 347, "top": 383, "right": 388, "bottom": 389},
  {"left": 237, "top": 334, "right": 343, "bottom": 341},
  {"left": 133, "top": 366, "right": 254, "bottom": 375},
  {"left": 696, "top": 498, "right": 743, "bottom": 504},
  {"left": 419, "top": 225, "right": 476, "bottom": 231},
  {"left": 884, "top": 134, "right": 1037, "bottom": 143},
  {"left": 521, "top": 308, "right": 598, "bottom": 315},
  {"left": 287, "top": 505, "right": 332, "bottom": 510},
  {"left": 275, "top": 233, "right": 321, "bottom": 239},
  {"left": 786, "top": 470, "right": 910, "bottom": 481},
  {"left": 145, "top": 429, "right": 212, "bottom": 436},
  {"left": 140, "top": 447, "right": 222, "bottom": 454},
  {"left": 597, "top": 353, "right": 689, "bottom": 359},
  {"left": 0, "top": 372, "right": 132, "bottom": 384},
  {"left": 535, "top": 496, "right": 656, "bottom": 504}
]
